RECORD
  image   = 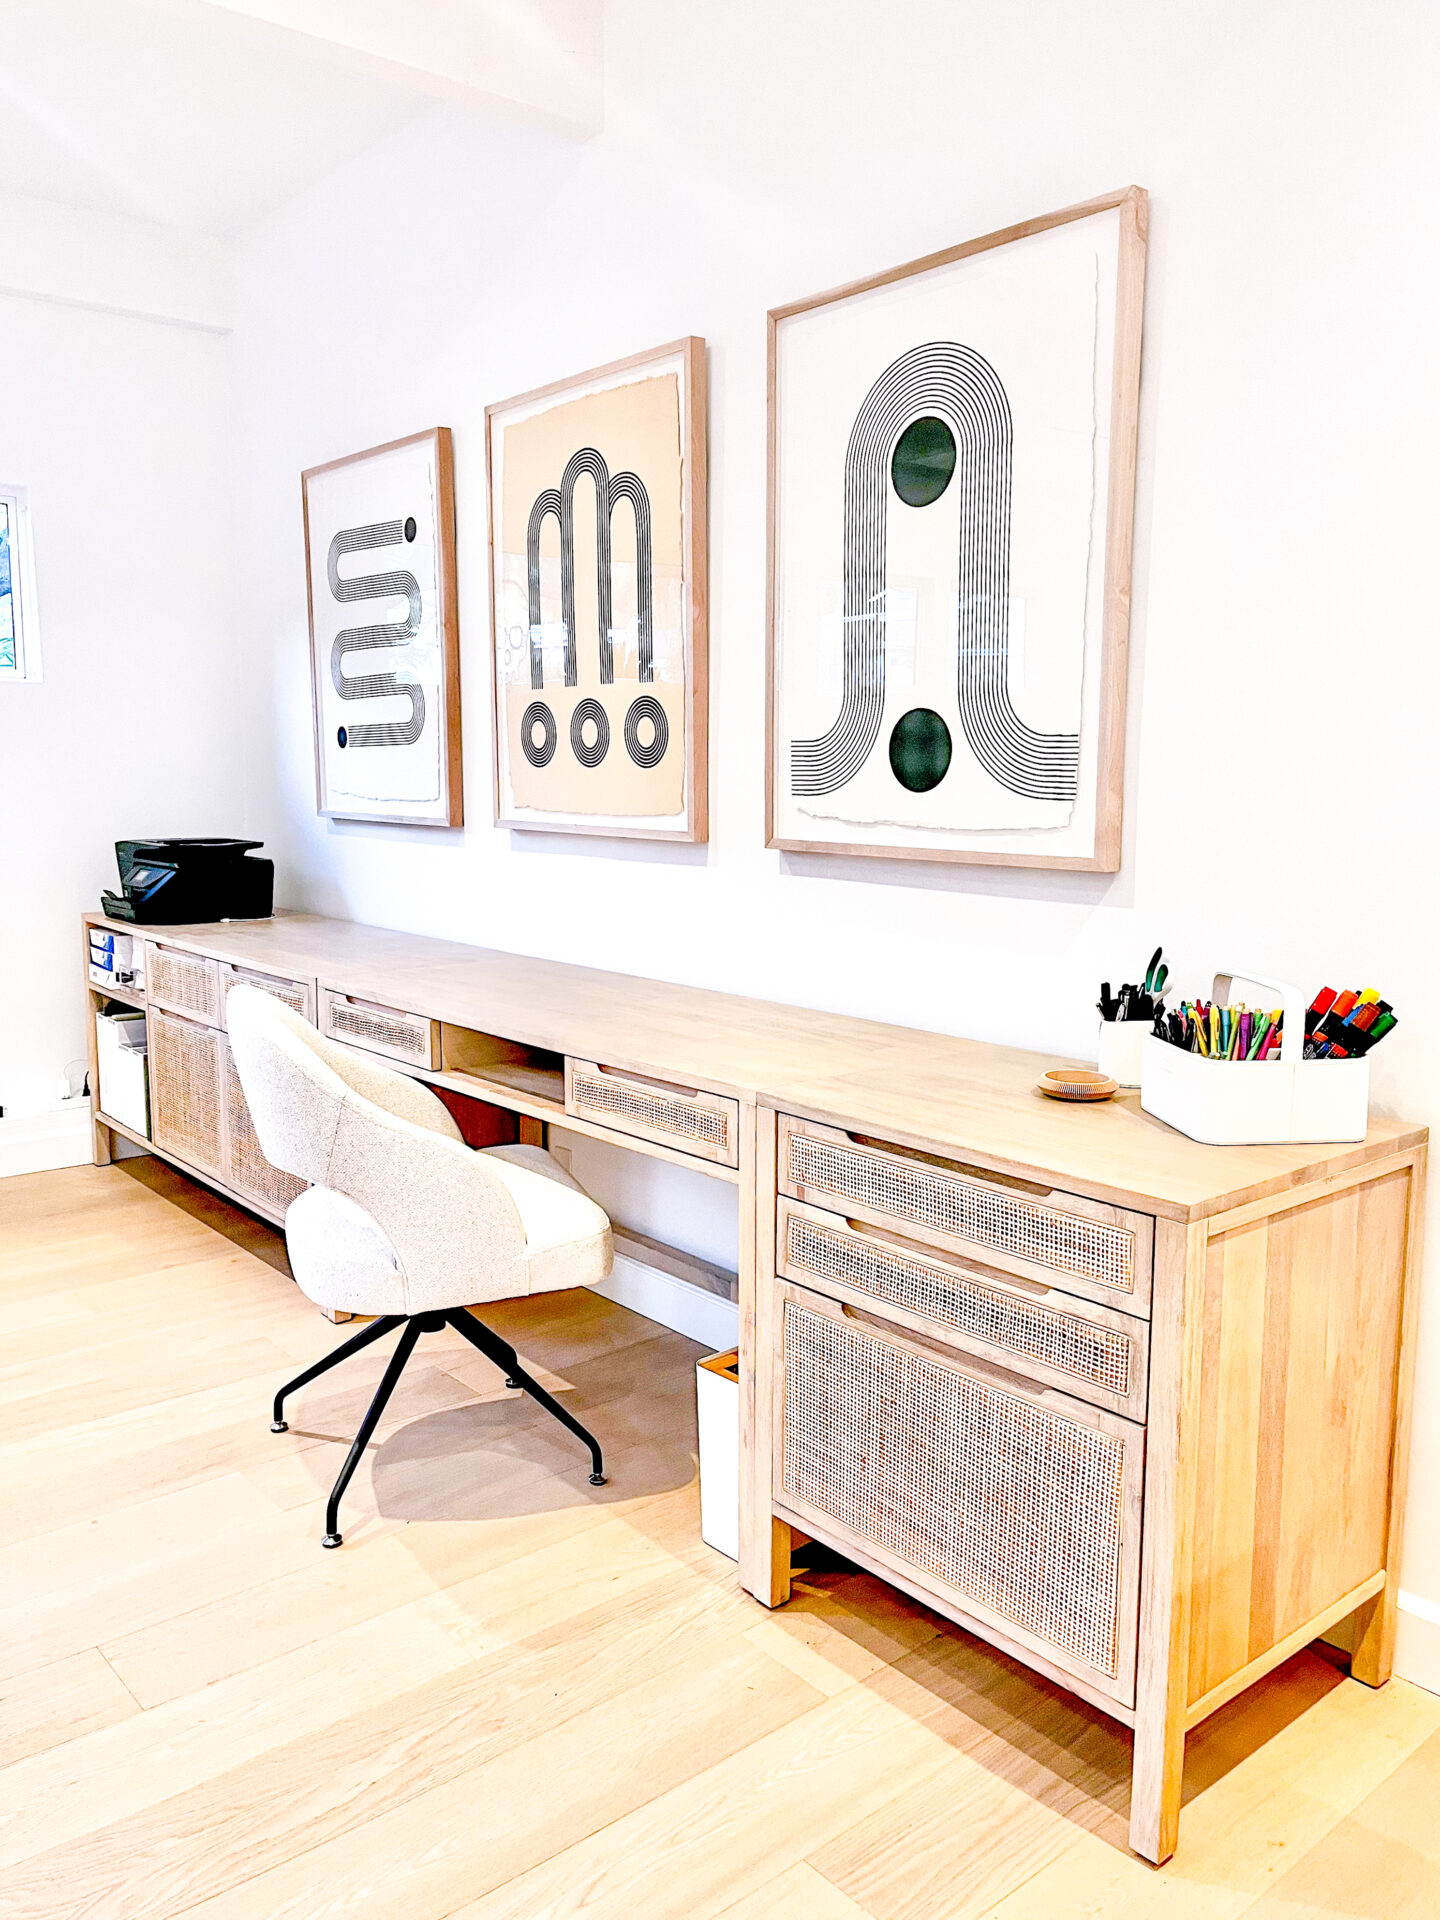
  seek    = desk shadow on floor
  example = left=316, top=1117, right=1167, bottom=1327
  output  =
left=838, top=1624, right=1351, bottom=1864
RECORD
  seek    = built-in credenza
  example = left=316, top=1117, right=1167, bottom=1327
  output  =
left=81, top=910, right=1427, bottom=1867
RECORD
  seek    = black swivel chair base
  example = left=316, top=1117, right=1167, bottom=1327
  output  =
left=270, top=1307, right=607, bottom=1547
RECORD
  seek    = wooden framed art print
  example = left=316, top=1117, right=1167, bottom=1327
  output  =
left=303, top=427, right=462, bottom=827
left=486, top=337, right=708, bottom=842
left=767, top=188, right=1147, bottom=871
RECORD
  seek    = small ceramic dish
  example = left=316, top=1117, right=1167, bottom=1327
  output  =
left=1038, top=1067, right=1119, bottom=1102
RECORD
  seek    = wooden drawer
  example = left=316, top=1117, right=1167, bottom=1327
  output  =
left=777, top=1197, right=1149, bottom=1421
left=778, top=1115, right=1153, bottom=1316
left=775, top=1280, right=1143, bottom=1710
left=221, top=964, right=315, bottom=1027
left=319, top=989, right=439, bottom=1069
left=144, top=942, right=221, bottom=1025
left=149, top=1006, right=226, bottom=1178
left=565, top=1058, right=740, bottom=1168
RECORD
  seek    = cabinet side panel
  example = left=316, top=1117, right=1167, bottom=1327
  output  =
left=1186, top=1167, right=1411, bottom=1709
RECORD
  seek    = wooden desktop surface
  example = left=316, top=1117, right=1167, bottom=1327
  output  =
left=101, top=911, right=1423, bottom=1219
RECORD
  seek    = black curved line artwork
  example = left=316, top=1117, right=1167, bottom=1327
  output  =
left=790, top=341, right=1079, bottom=803
left=525, top=492, right=561, bottom=690
left=328, top=522, right=426, bottom=749
left=520, top=699, right=557, bottom=768
left=525, top=449, right=654, bottom=690
left=623, top=694, right=670, bottom=769
left=570, top=695, right=611, bottom=768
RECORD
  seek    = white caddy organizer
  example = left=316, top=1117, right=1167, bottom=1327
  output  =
left=1141, top=970, right=1369, bottom=1146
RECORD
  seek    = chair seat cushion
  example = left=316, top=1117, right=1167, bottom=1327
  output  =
left=283, top=1145, right=612, bottom=1316
left=481, top=1144, right=613, bottom=1296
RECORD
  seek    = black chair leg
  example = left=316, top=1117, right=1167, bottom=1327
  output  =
left=445, top=1309, right=606, bottom=1486
left=321, top=1318, right=425, bottom=1548
left=271, top=1314, right=406, bottom=1432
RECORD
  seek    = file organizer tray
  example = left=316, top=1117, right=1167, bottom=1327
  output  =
left=1141, top=971, right=1369, bottom=1146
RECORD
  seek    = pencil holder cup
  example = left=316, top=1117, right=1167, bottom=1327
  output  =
left=1096, top=1019, right=1147, bottom=1089
left=1140, top=969, right=1370, bottom=1146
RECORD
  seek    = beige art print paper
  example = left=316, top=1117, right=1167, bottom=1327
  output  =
left=494, top=370, right=686, bottom=821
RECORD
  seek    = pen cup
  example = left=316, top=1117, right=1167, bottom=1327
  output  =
left=1097, top=1018, right=1147, bottom=1090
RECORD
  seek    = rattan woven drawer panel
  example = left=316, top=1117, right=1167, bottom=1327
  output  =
left=777, top=1283, right=1143, bottom=1707
left=144, top=943, right=221, bottom=1025
left=565, top=1059, right=740, bottom=1168
left=319, top=990, right=439, bottom=1068
left=778, top=1198, right=1149, bottom=1420
left=149, top=1007, right=226, bottom=1177
left=222, top=1043, right=307, bottom=1214
left=779, top=1116, right=1153, bottom=1315
left=222, top=965, right=315, bottom=1028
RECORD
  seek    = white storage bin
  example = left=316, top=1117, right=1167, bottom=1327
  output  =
left=1141, top=971, right=1369, bottom=1146
left=696, top=1348, right=740, bottom=1560
left=96, top=1009, right=150, bottom=1138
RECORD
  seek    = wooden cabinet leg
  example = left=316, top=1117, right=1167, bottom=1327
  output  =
left=1351, top=1155, right=1426, bottom=1689
left=1348, top=1583, right=1395, bottom=1688
left=738, top=1102, right=793, bottom=1609
left=92, top=1117, right=115, bottom=1167
left=1130, top=1688, right=1185, bottom=1865
left=1129, top=1217, right=1208, bottom=1866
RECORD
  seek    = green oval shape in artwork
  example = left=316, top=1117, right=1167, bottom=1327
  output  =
left=890, top=415, right=957, bottom=507
left=888, top=707, right=953, bottom=792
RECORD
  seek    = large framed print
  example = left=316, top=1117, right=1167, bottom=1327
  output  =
left=486, top=337, right=708, bottom=842
left=767, top=188, right=1147, bottom=871
left=303, top=427, right=462, bottom=827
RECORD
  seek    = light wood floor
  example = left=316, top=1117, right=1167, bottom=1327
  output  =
left=3, top=1161, right=1439, bottom=1920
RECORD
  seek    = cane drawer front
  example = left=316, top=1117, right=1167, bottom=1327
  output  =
left=222, top=1041, right=307, bottom=1214
left=779, top=1116, right=1153, bottom=1316
left=777, top=1198, right=1149, bottom=1421
left=565, top=1059, right=741, bottom=1169
left=319, top=990, right=439, bottom=1069
left=143, top=943, right=221, bottom=1025
left=149, top=1007, right=226, bottom=1178
left=222, top=965, right=316, bottom=1028
left=777, top=1282, right=1143, bottom=1707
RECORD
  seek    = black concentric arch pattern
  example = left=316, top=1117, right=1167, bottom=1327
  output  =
left=623, top=694, right=670, bottom=769
left=519, top=700, right=557, bottom=768
left=789, top=342, right=1079, bottom=802
left=525, top=448, right=654, bottom=691
left=327, top=522, right=426, bottom=750
left=570, top=696, right=611, bottom=768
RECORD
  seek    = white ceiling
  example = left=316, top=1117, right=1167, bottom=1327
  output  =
left=0, top=0, right=598, bottom=239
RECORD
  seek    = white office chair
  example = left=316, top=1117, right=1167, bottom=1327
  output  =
left=226, top=985, right=613, bottom=1547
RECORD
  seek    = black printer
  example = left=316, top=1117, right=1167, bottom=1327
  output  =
left=101, top=839, right=275, bottom=925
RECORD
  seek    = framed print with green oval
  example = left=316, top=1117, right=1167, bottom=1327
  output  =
left=766, top=190, right=1147, bottom=871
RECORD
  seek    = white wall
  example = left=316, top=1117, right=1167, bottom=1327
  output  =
left=229, top=0, right=1440, bottom=1669
left=0, top=215, right=240, bottom=1117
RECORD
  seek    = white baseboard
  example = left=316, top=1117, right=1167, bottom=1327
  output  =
left=1397, top=1591, right=1440, bottom=1697
left=592, top=1251, right=739, bottom=1353
left=0, top=1104, right=92, bottom=1179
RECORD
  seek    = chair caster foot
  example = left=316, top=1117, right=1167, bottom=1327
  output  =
left=321, top=1532, right=343, bottom=1549
left=589, top=1472, right=607, bottom=1486
left=270, top=1420, right=288, bottom=1434
left=505, top=1377, right=521, bottom=1390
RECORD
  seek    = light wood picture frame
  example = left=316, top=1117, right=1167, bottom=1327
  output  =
left=766, top=187, right=1148, bottom=872
left=302, top=427, right=463, bottom=828
left=485, top=337, right=708, bottom=843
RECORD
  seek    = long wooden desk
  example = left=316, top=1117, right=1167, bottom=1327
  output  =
left=82, top=910, right=1427, bottom=1865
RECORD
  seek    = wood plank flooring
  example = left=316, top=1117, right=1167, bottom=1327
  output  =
left=2, top=1160, right=1437, bottom=1919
